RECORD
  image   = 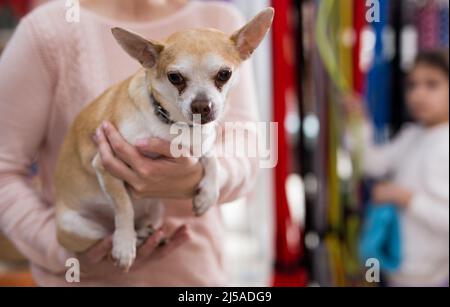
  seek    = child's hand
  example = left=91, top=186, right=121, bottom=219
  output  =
left=342, top=93, right=368, bottom=121
left=372, top=182, right=413, bottom=208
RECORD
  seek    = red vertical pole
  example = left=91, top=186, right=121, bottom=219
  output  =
left=271, top=0, right=305, bottom=287
left=353, top=0, right=367, bottom=94
left=7, top=0, right=30, bottom=17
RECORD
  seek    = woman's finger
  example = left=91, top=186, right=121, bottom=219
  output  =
left=102, top=121, right=144, bottom=170
left=96, top=127, right=139, bottom=184
left=136, top=138, right=177, bottom=159
left=85, top=235, right=113, bottom=264
left=153, top=225, right=190, bottom=259
left=136, top=230, right=165, bottom=259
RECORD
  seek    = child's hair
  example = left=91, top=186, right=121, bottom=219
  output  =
left=414, top=49, right=449, bottom=77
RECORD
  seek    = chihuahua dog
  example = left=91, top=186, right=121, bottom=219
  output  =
left=55, top=8, right=274, bottom=271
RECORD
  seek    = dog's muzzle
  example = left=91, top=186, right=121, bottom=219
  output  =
left=191, top=100, right=216, bottom=125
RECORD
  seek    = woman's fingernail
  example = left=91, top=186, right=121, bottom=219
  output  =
left=96, top=127, right=102, bottom=138
left=102, top=121, right=109, bottom=129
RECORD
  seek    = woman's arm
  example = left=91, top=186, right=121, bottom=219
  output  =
left=0, top=18, right=71, bottom=273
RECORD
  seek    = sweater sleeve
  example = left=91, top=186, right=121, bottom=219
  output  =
left=0, top=17, right=71, bottom=273
left=408, top=142, right=449, bottom=235
left=361, top=123, right=417, bottom=179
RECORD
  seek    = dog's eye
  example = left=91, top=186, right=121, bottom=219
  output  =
left=216, top=69, right=232, bottom=83
left=167, top=72, right=185, bottom=86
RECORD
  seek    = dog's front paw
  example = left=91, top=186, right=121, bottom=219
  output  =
left=193, top=187, right=218, bottom=217
left=112, top=230, right=137, bottom=272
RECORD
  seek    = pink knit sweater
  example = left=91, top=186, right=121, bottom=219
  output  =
left=0, top=0, right=259, bottom=286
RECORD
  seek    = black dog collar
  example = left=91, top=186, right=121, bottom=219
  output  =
left=150, top=94, right=195, bottom=128
left=151, top=94, right=177, bottom=126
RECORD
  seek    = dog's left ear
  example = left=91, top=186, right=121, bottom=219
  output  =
left=112, top=27, right=164, bottom=69
left=231, top=8, right=275, bottom=61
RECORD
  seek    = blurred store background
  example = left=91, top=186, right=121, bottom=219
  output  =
left=0, top=0, right=448, bottom=287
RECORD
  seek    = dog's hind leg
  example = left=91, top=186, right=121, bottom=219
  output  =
left=92, top=154, right=137, bottom=271
left=56, top=206, right=109, bottom=253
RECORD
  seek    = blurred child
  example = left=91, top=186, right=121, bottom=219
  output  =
left=349, top=50, right=449, bottom=287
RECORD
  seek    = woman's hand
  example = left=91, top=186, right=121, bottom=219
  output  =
left=77, top=225, right=190, bottom=276
left=130, top=225, right=190, bottom=272
left=76, top=235, right=113, bottom=276
left=94, top=121, right=203, bottom=200
left=372, top=182, right=413, bottom=208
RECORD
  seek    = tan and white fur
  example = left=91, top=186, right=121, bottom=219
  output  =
left=55, top=8, right=274, bottom=271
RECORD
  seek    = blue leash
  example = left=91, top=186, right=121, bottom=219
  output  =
left=359, top=204, right=402, bottom=273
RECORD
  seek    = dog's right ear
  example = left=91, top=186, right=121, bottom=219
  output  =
left=112, top=27, right=164, bottom=69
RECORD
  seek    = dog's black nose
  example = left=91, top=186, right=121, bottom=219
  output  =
left=191, top=100, right=213, bottom=123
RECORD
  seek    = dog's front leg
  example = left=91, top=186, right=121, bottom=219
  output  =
left=193, top=156, right=219, bottom=216
left=92, top=154, right=136, bottom=271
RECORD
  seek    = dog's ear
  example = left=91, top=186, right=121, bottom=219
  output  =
left=112, top=27, right=164, bottom=69
left=230, top=8, right=274, bottom=61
